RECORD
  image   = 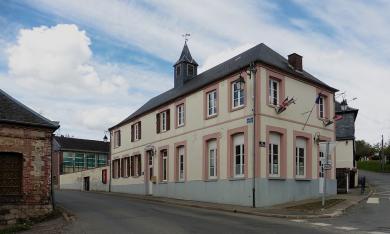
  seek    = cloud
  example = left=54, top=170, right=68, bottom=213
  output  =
left=0, top=23, right=172, bottom=140
left=3, top=0, right=390, bottom=143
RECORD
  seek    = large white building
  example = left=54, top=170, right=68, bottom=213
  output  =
left=108, top=42, right=338, bottom=207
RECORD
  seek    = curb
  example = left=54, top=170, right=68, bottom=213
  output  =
left=67, top=189, right=373, bottom=220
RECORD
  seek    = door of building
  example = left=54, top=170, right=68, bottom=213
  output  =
left=84, top=176, right=90, bottom=191
left=0, top=152, right=23, bottom=203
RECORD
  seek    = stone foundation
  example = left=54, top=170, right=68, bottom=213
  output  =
left=0, top=204, right=53, bottom=225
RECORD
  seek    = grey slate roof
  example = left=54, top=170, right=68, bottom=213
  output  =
left=0, top=89, right=59, bottom=129
left=174, top=42, right=198, bottom=66
left=54, top=136, right=109, bottom=153
left=110, top=43, right=337, bottom=130
left=335, top=101, right=359, bottom=141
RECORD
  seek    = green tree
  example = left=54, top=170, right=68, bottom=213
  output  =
left=355, top=139, right=375, bottom=160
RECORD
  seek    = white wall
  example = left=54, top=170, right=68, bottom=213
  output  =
left=60, top=166, right=109, bottom=191
left=336, top=140, right=354, bottom=168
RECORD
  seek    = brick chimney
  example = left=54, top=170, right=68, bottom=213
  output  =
left=288, top=53, right=303, bottom=71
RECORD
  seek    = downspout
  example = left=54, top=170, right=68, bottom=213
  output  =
left=50, top=133, right=55, bottom=210
left=249, top=62, right=257, bottom=208
left=108, top=131, right=112, bottom=192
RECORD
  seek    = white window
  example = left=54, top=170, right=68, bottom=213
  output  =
left=161, top=111, right=167, bottom=132
left=232, top=81, right=245, bottom=108
left=114, top=130, right=121, bottom=147
left=162, top=150, right=168, bottom=182
left=318, top=96, right=325, bottom=118
left=178, top=146, right=185, bottom=181
left=208, top=140, right=217, bottom=179
left=295, top=138, right=306, bottom=177
left=177, top=104, right=185, bottom=127
left=269, top=133, right=280, bottom=176
left=207, top=90, right=217, bottom=117
left=233, top=134, right=245, bottom=177
left=269, top=79, right=279, bottom=106
left=134, top=123, right=140, bottom=141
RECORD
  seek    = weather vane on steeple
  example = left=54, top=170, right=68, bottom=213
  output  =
left=182, top=33, right=190, bottom=43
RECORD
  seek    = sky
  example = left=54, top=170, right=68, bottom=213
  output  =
left=0, top=0, right=389, bottom=144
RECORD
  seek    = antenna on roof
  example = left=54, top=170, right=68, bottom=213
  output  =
left=182, top=33, right=190, bottom=43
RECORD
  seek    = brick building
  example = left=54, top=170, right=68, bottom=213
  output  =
left=0, top=89, right=59, bottom=225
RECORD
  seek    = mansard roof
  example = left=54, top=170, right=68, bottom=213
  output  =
left=110, top=43, right=337, bottom=130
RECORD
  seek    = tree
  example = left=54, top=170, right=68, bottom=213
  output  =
left=355, top=140, right=375, bottom=160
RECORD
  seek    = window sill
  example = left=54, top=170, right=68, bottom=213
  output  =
left=230, top=105, right=246, bottom=112
left=229, top=177, right=246, bottom=181
left=205, top=178, right=218, bottom=182
left=159, top=181, right=168, bottom=184
left=205, top=114, right=218, bottom=120
left=176, top=124, right=185, bottom=129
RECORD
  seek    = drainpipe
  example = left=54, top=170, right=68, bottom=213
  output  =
left=108, top=131, right=112, bottom=193
left=50, top=133, right=55, bottom=210
left=249, top=62, right=257, bottom=208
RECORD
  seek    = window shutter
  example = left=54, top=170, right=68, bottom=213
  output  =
left=166, top=110, right=170, bottom=130
left=137, top=155, right=141, bottom=176
left=156, top=113, right=161, bottom=133
left=131, top=125, right=134, bottom=142
left=118, top=131, right=121, bottom=146
left=138, top=122, right=141, bottom=139
left=120, top=159, right=124, bottom=177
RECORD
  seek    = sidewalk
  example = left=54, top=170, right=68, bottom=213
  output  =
left=94, top=187, right=372, bottom=219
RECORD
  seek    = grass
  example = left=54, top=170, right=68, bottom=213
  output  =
left=286, top=199, right=345, bottom=211
left=0, top=208, right=62, bottom=234
left=357, top=160, right=390, bottom=172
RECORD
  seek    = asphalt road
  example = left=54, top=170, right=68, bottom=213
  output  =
left=308, top=170, right=390, bottom=233
left=56, top=170, right=390, bottom=234
left=56, top=191, right=334, bottom=234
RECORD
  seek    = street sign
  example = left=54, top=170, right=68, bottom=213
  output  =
left=323, top=164, right=332, bottom=170
left=246, top=117, right=254, bottom=124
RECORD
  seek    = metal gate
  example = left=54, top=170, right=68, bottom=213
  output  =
left=0, top=152, right=23, bottom=202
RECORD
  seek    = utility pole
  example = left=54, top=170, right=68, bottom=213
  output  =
left=322, top=142, right=329, bottom=207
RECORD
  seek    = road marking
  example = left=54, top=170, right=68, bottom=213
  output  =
left=368, top=232, right=389, bottom=234
left=310, top=222, right=331, bottom=227
left=367, top=198, right=380, bottom=204
left=290, top=219, right=307, bottom=223
left=335, top=226, right=358, bottom=231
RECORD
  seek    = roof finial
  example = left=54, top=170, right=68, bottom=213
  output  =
left=182, top=33, right=190, bottom=43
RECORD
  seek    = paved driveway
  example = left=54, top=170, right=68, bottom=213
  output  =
left=56, top=190, right=334, bottom=234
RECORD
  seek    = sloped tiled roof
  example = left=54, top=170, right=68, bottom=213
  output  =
left=54, top=136, right=109, bottom=153
left=110, top=43, right=337, bottom=130
left=0, top=89, right=59, bottom=129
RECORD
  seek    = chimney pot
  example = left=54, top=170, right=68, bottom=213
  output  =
left=288, top=53, right=303, bottom=71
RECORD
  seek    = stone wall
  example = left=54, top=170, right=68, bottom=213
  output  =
left=0, top=123, right=54, bottom=224
left=0, top=204, right=52, bottom=225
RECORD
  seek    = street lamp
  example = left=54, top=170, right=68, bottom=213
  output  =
left=340, top=99, right=348, bottom=111
left=103, top=131, right=109, bottom=142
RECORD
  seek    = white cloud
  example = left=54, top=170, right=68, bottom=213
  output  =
left=0, top=23, right=172, bottom=140
left=3, top=0, right=390, bottom=143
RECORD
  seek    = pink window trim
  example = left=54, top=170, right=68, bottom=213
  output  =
left=266, top=125, right=287, bottom=179
left=293, top=131, right=313, bottom=179
left=266, top=70, right=285, bottom=107
left=202, top=132, right=221, bottom=181
left=227, top=72, right=247, bottom=112
left=203, top=83, right=219, bottom=120
left=158, top=145, right=169, bottom=183
left=227, top=126, right=249, bottom=179
left=174, top=99, right=186, bottom=129
left=174, top=141, right=187, bottom=182
left=316, top=88, right=331, bottom=120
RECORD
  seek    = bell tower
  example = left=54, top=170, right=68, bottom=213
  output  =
left=173, top=38, right=198, bottom=88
